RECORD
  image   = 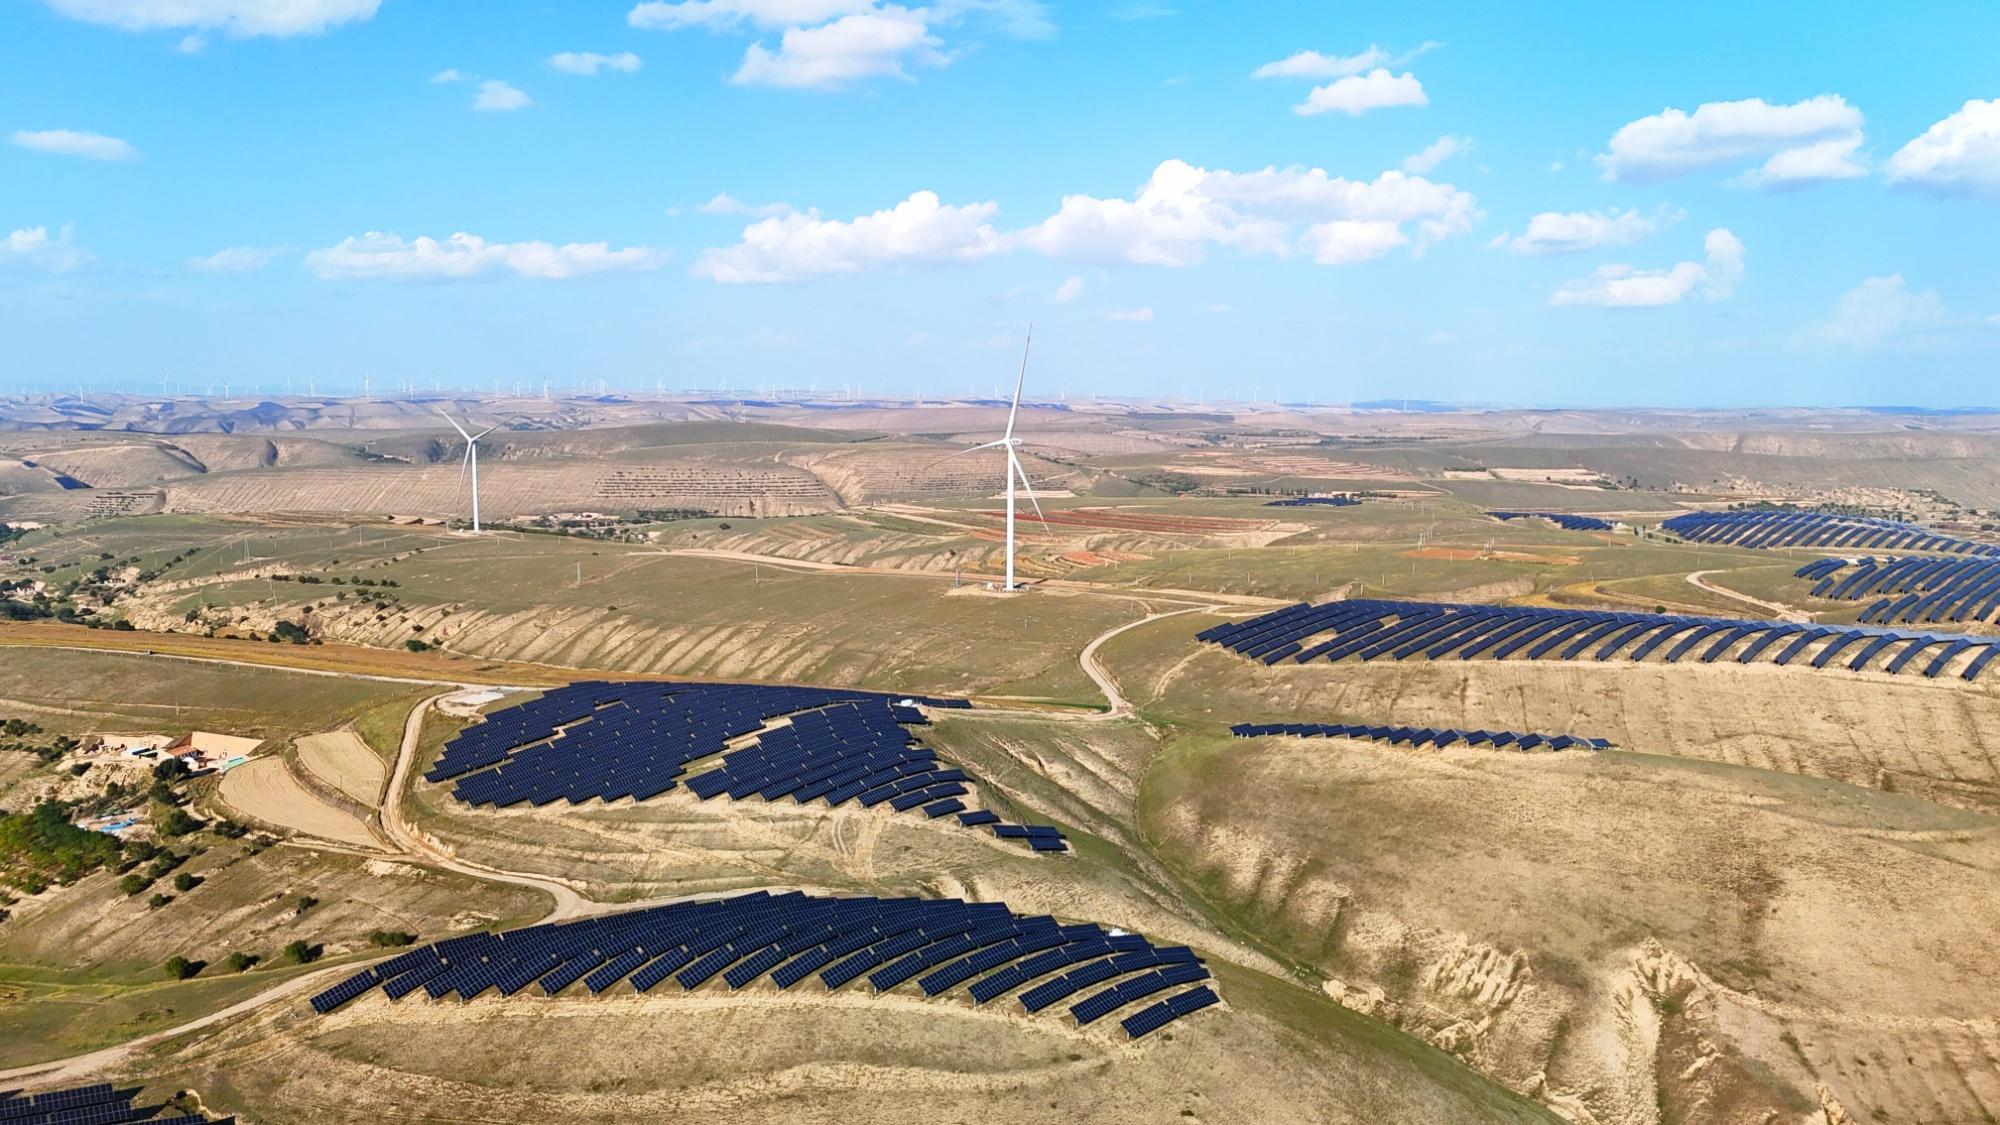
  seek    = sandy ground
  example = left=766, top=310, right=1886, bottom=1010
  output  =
left=218, top=756, right=381, bottom=849
left=295, top=730, right=386, bottom=806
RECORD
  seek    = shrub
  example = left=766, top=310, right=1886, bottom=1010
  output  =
left=283, top=939, right=319, bottom=964
left=224, top=951, right=258, bottom=972
left=148, top=893, right=172, bottom=909
left=404, top=639, right=430, bottom=652
left=157, top=807, right=203, bottom=837
left=368, top=930, right=418, bottom=947
left=163, top=955, right=199, bottom=980
left=295, top=894, right=318, bottom=915
left=118, top=873, right=150, bottom=896
left=173, top=872, right=200, bottom=892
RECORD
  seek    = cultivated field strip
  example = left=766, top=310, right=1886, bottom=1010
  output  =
left=310, top=890, right=1219, bottom=1042
left=1201, top=598, right=2000, bottom=680
left=428, top=681, right=1069, bottom=852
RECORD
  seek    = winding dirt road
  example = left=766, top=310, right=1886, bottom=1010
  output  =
left=1686, top=569, right=1811, bottom=622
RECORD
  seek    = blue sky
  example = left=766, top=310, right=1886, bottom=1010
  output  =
left=3, top=1, right=1997, bottom=407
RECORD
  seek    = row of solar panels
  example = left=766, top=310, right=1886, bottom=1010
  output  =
left=308, top=891, right=1216, bottom=1042
left=1661, top=510, right=1999, bottom=555
left=1231, top=722, right=1611, bottom=752
left=1487, top=510, right=1614, bottom=532
left=429, top=681, right=1064, bottom=853
left=0, top=1083, right=231, bottom=1125
left=1196, top=598, right=2000, bottom=681
left=1266, top=496, right=1359, bottom=508
left=1798, top=554, right=2000, bottom=626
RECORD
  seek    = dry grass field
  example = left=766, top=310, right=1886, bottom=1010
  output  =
left=9, top=399, right=2000, bottom=1124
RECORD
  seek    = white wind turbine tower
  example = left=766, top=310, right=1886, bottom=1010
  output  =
left=941, top=327, right=1044, bottom=591
left=439, top=410, right=500, bottom=532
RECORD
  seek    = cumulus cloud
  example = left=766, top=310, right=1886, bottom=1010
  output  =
left=1797, top=275, right=1951, bottom=349
left=631, top=0, right=1045, bottom=90
left=1021, top=159, right=1479, bottom=267
left=430, top=68, right=468, bottom=83
left=733, top=8, right=940, bottom=88
left=175, top=32, right=204, bottom=51
left=1402, top=134, right=1469, bottom=174
left=630, top=0, right=878, bottom=30
left=188, top=245, right=289, bottom=273
left=41, top=0, right=380, bottom=37
left=1886, top=99, right=2000, bottom=198
left=550, top=51, right=643, bottom=75
left=3, top=225, right=91, bottom=272
left=1053, top=275, right=1084, bottom=302
left=10, top=128, right=139, bottom=161
left=1550, top=228, right=1743, bottom=308
left=1294, top=69, right=1426, bottom=117
left=1596, top=95, right=1866, bottom=187
left=473, top=80, right=532, bottom=111
left=698, top=192, right=792, bottom=217
left=1106, top=307, right=1153, bottom=322
left=305, top=232, right=666, bottom=281
left=1489, top=207, right=1678, bottom=256
left=1251, top=45, right=1386, bottom=81
left=694, top=191, right=1007, bottom=282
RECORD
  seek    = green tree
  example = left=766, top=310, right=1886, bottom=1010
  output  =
left=163, top=955, right=198, bottom=980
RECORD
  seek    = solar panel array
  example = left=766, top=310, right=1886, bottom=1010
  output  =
left=427, top=681, right=1064, bottom=853
left=1487, top=510, right=1614, bottom=531
left=0, top=1084, right=233, bottom=1125
left=1231, top=722, right=1611, bottom=752
left=309, top=890, right=1218, bottom=1041
left=1797, top=554, right=2000, bottom=626
left=1266, top=495, right=1360, bottom=508
left=1661, top=510, right=2000, bottom=555
left=1196, top=598, right=2000, bottom=681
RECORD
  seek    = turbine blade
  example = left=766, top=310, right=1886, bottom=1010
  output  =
left=460, top=445, right=472, bottom=484
left=923, top=439, right=1008, bottom=471
left=1011, top=450, right=1046, bottom=525
left=437, top=409, right=473, bottom=441
left=1004, top=325, right=1031, bottom=439
left=472, top=424, right=502, bottom=441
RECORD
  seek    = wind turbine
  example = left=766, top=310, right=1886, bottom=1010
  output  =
left=940, top=327, right=1044, bottom=591
left=439, top=410, right=500, bottom=532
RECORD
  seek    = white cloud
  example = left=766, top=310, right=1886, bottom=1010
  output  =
left=188, top=245, right=288, bottom=273
left=1021, top=159, right=1478, bottom=267
left=632, top=0, right=1044, bottom=90
left=732, top=8, right=941, bottom=89
left=1294, top=69, right=1426, bottom=117
left=1885, top=99, right=2000, bottom=198
left=550, top=51, right=643, bottom=75
left=473, top=80, right=532, bottom=111
left=1300, top=220, right=1407, bottom=264
left=3, top=225, right=91, bottom=273
left=1797, top=275, right=1950, bottom=349
left=694, top=191, right=1006, bottom=282
left=1251, top=45, right=1386, bottom=81
left=1596, top=95, right=1866, bottom=187
left=1106, top=307, right=1153, bottom=322
left=630, top=0, right=878, bottom=31
left=1550, top=228, right=1743, bottom=308
left=1402, top=134, right=1469, bottom=174
left=698, top=192, right=792, bottom=218
left=1053, top=275, right=1084, bottom=302
left=175, top=32, right=204, bottom=51
left=1490, top=207, right=1677, bottom=256
left=430, top=68, right=468, bottom=84
left=42, top=0, right=379, bottom=37
left=305, top=232, right=666, bottom=281
left=9, top=128, right=139, bottom=161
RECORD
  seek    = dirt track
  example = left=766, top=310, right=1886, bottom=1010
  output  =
left=218, top=757, right=381, bottom=849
